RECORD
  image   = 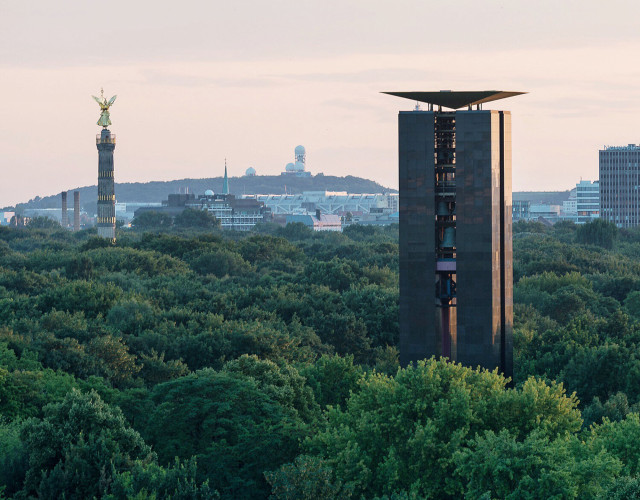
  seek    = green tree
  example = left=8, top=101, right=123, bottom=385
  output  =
left=295, top=359, right=581, bottom=499
left=300, top=354, right=364, bottom=409
left=454, top=429, right=620, bottom=499
left=576, top=218, right=618, bottom=249
left=87, top=335, right=140, bottom=386
left=598, top=476, right=640, bottom=500
left=26, top=216, right=61, bottom=229
left=265, top=455, right=351, bottom=500
left=108, top=457, right=216, bottom=499
left=65, top=254, right=94, bottom=279
left=19, top=389, right=154, bottom=499
left=146, top=369, right=308, bottom=499
left=132, top=211, right=174, bottom=229
left=589, top=413, right=640, bottom=476
left=222, top=355, right=319, bottom=422
left=174, top=208, right=220, bottom=228
left=189, top=249, right=252, bottom=277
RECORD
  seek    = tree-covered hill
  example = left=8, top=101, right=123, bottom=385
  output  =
left=13, top=174, right=397, bottom=212
left=2, top=219, right=640, bottom=498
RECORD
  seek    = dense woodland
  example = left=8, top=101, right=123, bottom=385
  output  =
left=2, top=217, right=640, bottom=498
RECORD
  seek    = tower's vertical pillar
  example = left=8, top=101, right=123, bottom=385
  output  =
left=61, top=191, right=68, bottom=228
left=96, top=128, right=116, bottom=241
left=74, top=191, right=80, bottom=231
left=398, top=111, right=437, bottom=366
left=455, top=110, right=512, bottom=380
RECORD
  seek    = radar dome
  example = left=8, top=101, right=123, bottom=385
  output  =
left=294, top=161, right=305, bottom=172
left=204, top=189, right=214, bottom=196
left=295, top=145, right=306, bottom=155
left=285, top=162, right=295, bottom=171
left=245, top=167, right=256, bottom=176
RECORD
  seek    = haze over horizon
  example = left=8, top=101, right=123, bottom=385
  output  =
left=2, top=0, right=640, bottom=206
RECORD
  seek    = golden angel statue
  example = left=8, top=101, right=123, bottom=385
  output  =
left=92, top=88, right=117, bottom=128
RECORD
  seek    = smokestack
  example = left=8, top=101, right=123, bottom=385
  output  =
left=61, top=192, right=68, bottom=228
left=316, top=209, right=321, bottom=220
left=74, top=191, right=80, bottom=231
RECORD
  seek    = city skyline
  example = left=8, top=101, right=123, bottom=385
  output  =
left=2, top=1, right=640, bottom=206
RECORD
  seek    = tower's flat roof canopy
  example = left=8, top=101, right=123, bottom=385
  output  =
left=382, top=90, right=526, bottom=110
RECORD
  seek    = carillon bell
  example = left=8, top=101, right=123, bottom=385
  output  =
left=437, top=201, right=449, bottom=216
left=440, top=227, right=456, bottom=249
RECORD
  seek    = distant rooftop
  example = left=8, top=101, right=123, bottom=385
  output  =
left=382, top=90, right=526, bottom=110
left=602, top=144, right=640, bottom=151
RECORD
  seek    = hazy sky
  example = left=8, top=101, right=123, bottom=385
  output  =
left=2, top=0, right=640, bottom=206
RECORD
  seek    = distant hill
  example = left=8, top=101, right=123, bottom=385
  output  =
left=14, top=174, right=397, bottom=213
left=513, top=191, right=571, bottom=205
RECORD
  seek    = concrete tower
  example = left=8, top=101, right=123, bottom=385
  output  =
left=223, top=159, right=229, bottom=195
left=61, top=191, right=68, bottom=228
left=96, top=128, right=116, bottom=241
left=385, top=90, right=525, bottom=380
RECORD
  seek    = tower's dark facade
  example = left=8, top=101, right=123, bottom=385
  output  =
left=96, top=128, right=116, bottom=241
left=389, top=90, right=523, bottom=380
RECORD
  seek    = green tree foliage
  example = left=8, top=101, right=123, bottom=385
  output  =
left=300, top=354, right=364, bottom=409
left=454, top=429, right=619, bottom=499
left=576, top=218, right=618, bottom=249
left=146, top=369, right=308, bottom=499
left=265, top=455, right=351, bottom=500
left=132, top=210, right=174, bottom=229
left=26, top=216, right=61, bottom=229
left=107, top=457, right=216, bottom=499
left=599, top=476, right=640, bottom=500
left=19, top=389, right=154, bottom=499
left=173, top=208, right=220, bottom=228
left=295, top=359, right=582, bottom=499
left=188, top=249, right=252, bottom=277
left=4, top=215, right=640, bottom=497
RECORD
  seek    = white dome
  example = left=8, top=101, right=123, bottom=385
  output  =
left=295, top=145, right=306, bottom=154
left=294, top=161, right=305, bottom=172
left=285, top=162, right=295, bottom=171
left=204, top=189, right=214, bottom=196
left=245, top=167, right=256, bottom=176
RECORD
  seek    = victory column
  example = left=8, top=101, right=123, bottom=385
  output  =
left=93, top=89, right=117, bottom=242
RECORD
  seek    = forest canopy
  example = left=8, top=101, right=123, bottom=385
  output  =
left=1, top=219, right=640, bottom=498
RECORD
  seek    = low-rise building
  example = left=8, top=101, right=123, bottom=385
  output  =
left=244, top=191, right=398, bottom=220
left=285, top=211, right=342, bottom=231
left=135, top=191, right=270, bottom=231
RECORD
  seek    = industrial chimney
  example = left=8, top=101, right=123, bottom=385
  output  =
left=61, top=192, right=68, bottom=228
left=73, top=191, right=80, bottom=231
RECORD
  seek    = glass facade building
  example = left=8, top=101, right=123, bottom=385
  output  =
left=575, top=180, right=599, bottom=224
left=600, top=145, right=640, bottom=227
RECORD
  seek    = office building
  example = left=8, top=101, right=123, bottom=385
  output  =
left=599, top=145, right=640, bottom=227
left=513, top=200, right=531, bottom=221
left=576, top=180, right=599, bottom=224
left=385, top=90, right=525, bottom=379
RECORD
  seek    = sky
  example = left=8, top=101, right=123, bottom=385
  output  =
left=1, top=0, right=640, bottom=206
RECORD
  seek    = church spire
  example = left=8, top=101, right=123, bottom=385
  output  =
left=223, top=158, right=229, bottom=195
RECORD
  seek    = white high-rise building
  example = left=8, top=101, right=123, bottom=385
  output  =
left=575, top=180, right=599, bottom=224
